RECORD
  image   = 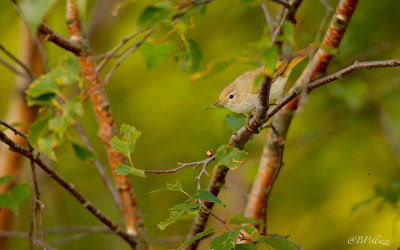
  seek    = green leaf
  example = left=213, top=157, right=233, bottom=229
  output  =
left=115, top=163, right=146, bottom=177
left=116, top=163, right=133, bottom=175
left=259, top=236, right=297, bottom=250
left=48, top=116, right=69, bottom=134
left=38, top=136, right=56, bottom=160
left=0, top=176, right=12, bottom=185
left=0, top=182, right=30, bottom=214
left=64, top=97, right=84, bottom=119
left=26, top=93, right=56, bottom=107
left=229, top=214, right=264, bottom=227
left=224, top=114, right=247, bottom=131
left=234, top=243, right=257, bottom=250
left=26, top=74, right=58, bottom=98
left=179, top=227, right=215, bottom=249
left=180, top=39, right=202, bottom=73
left=241, top=225, right=260, bottom=241
left=171, top=202, right=201, bottom=212
left=215, top=145, right=247, bottom=169
left=139, top=41, right=175, bottom=69
left=110, top=124, right=141, bottom=157
left=209, top=228, right=241, bottom=250
left=151, top=181, right=185, bottom=194
left=18, top=0, right=58, bottom=36
left=52, top=54, right=80, bottom=86
left=277, top=21, right=295, bottom=45
left=158, top=210, right=185, bottom=231
left=189, top=190, right=223, bottom=205
left=28, top=117, right=50, bottom=146
left=71, top=142, right=95, bottom=162
left=262, top=46, right=278, bottom=77
left=137, top=3, right=174, bottom=28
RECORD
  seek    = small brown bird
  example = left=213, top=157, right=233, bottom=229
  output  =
left=214, top=45, right=314, bottom=114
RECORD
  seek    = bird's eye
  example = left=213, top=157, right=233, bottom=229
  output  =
left=228, top=94, right=234, bottom=99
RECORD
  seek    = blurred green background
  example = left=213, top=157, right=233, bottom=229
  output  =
left=1, top=0, right=400, bottom=249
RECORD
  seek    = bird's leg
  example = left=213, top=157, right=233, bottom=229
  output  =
left=244, top=110, right=260, bottom=133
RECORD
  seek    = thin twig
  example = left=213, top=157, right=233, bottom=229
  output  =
left=261, top=59, right=400, bottom=129
left=315, top=0, right=333, bottom=43
left=261, top=2, right=275, bottom=36
left=96, top=29, right=146, bottom=72
left=271, top=8, right=288, bottom=45
left=104, top=28, right=155, bottom=84
left=0, top=120, right=28, bottom=138
left=74, top=122, right=122, bottom=213
left=0, top=57, right=32, bottom=80
left=0, top=231, right=55, bottom=250
left=0, top=44, right=34, bottom=80
left=38, top=24, right=82, bottom=55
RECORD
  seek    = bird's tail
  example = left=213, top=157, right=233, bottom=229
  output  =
left=273, top=44, right=315, bottom=79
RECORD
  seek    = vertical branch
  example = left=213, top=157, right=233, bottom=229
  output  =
left=244, top=0, right=359, bottom=233
left=65, top=0, right=147, bottom=244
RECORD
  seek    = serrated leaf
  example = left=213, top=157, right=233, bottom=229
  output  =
left=151, top=181, right=185, bottom=194
left=210, top=228, right=241, bottom=250
left=18, top=0, right=58, bottom=36
left=180, top=39, right=202, bottom=73
left=229, top=214, right=264, bottom=227
left=110, top=124, right=141, bottom=157
left=28, top=117, right=50, bottom=146
left=179, top=227, right=215, bottom=249
left=224, top=114, right=247, bottom=131
left=38, top=136, right=56, bottom=160
left=234, top=243, right=257, bottom=250
left=0, top=176, right=12, bottom=185
left=139, top=41, right=175, bottom=69
left=48, top=116, right=69, bottom=134
left=115, top=164, right=145, bottom=177
left=259, top=236, right=297, bottom=250
left=189, top=190, right=223, bottom=205
left=158, top=210, right=185, bottom=231
left=171, top=202, right=201, bottom=212
left=137, top=3, right=173, bottom=28
left=26, top=74, right=58, bottom=98
left=262, top=46, right=278, bottom=77
left=71, top=142, right=95, bottom=162
left=215, top=145, right=247, bottom=169
left=0, top=182, right=30, bottom=214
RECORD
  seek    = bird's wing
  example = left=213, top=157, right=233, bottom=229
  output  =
left=273, top=44, right=315, bottom=80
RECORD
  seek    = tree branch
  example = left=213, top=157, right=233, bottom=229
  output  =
left=0, top=44, right=34, bottom=80
left=65, top=0, right=146, bottom=242
left=0, top=129, right=138, bottom=247
left=245, top=0, right=360, bottom=234
left=38, top=24, right=82, bottom=55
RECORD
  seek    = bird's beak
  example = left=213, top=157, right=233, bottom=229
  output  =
left=214, top=100, right=222, bottom=106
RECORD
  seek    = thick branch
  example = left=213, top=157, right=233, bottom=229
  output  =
left=0, top=130, right=137, bottom=247
left=38, top=24, right=81, bottom=55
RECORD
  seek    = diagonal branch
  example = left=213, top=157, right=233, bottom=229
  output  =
left=0, top=129, right=137, bottom=247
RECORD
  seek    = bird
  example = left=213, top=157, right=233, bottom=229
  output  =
left=214, top=45, right=314, bottom=114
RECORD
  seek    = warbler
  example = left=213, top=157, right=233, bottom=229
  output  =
left=214, top=45, right=314, bottom=114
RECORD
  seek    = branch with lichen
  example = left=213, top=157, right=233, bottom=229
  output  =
left=244, top=0, right=360, bottom=234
